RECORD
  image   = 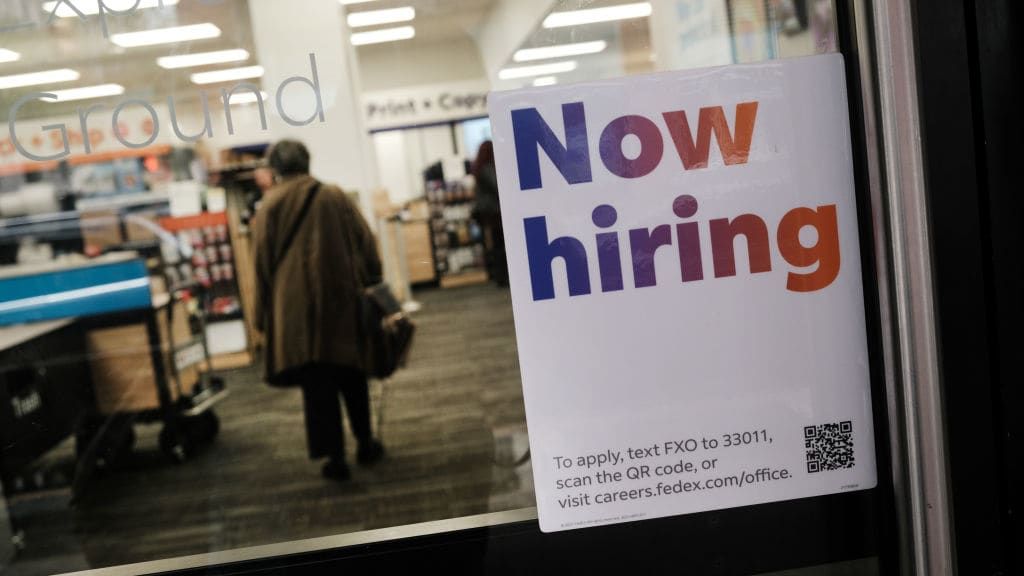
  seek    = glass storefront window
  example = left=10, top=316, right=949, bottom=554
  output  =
left=0, top=1, right=892, bottom=574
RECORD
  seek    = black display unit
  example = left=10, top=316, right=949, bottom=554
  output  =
left=0, top=321, right=93, bottom=483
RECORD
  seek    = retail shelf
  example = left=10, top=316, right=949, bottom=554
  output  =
left=207, top=310, right=244, bottom=322
left=76, top=191, right=170, bottom=212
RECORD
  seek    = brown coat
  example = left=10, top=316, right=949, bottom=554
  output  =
left=251, top=174, right=381, bottom=382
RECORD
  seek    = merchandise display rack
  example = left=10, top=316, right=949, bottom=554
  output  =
left=157, top=212, right=244, bottom=324
left=425, top=179, right=486, bottom=286
left=209, top=159, right=267, bottom=356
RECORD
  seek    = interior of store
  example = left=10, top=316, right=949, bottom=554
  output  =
left=0, top=1, right=831, bottom=573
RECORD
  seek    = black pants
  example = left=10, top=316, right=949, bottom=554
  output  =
left=294, top=364, right=372, bottom=461
left=479, top=212, right=508, bottom=284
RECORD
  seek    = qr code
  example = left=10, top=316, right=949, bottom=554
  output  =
left=804, top=421, right=855, bottom=473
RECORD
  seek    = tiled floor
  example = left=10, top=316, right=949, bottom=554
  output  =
left=5, top=284, right=534, bottom=574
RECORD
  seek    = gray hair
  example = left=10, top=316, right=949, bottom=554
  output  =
left=267, top=139, right=310, bottom=178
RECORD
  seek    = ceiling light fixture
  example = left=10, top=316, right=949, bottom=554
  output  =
left=0, top=49, right=21, bottom=63
left=43, top=0, right=179, bottom=17
left=499, top=60, right=577, bottom=80
left=543, top=2, right=652, bottom=28
left=224, top=91, right=269, bottom=106
left=45, top=83, right=125, bottom=102
left=339, top=0, right=377, bottom=5
left=347, top=6, right=415, bottom=28
left=190, top=65, right=264, bottom=85
left=0, top=68, right=80, bottom=90
left=157, top=49, right=250, bottom=69
left=350, top=26, right=415, bottom=46
left=514, top=40, right=608, bottom=62
left=111, top=23, right=221, bottom=48
left=532, top=76, right=558, bottom=87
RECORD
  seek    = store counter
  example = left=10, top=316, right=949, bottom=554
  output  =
left=0, top=318, right=93, bottom=481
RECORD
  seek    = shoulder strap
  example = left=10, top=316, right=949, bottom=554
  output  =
left=271, top=181, right=320, bottom=277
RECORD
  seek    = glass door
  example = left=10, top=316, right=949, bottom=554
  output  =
left=0, top=1, right=921, bottom=574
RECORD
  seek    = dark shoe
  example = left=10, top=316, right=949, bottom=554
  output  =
left=322, top=459, right=351, bottom=481
left=357, top=440, right=385, bottom=466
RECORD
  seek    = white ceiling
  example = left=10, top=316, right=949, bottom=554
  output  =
left=345, top=0, right=497, bottom=44
left=495, top=0, right=655, bottom=90
left=347, top=0, right=496, bottom=91
left=1, top=0, right=257, bottom=118
left=1, top=0, right=654, bottom=118
left=1, top=0, right=506, bottom=118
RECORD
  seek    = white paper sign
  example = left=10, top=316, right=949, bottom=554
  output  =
left=167, top=180, right=203, bottom=217
left=488, top=54, right=877, bottom=532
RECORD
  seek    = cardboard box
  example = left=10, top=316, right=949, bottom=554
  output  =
left=87, top=299, right=203, bottom=415
left=402, top=220, right=435, bottom=284
left=372, top=188, right=397, bottom=219
left=79, top=210, right=123, bottom=252
left=406, top=199, right=430, bottom=220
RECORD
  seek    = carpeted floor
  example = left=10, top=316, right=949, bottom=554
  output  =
left=5, top=284, right=534, bottom=574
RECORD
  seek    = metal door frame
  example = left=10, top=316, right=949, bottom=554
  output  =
left=57, top=1, right=992, bottom=574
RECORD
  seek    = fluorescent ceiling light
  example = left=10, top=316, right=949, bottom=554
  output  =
left=43, top=0, right=179, bottom=17
left=339, top=0, right=377, bottom=4
left=223, top=91, right=269, bottom=106
left=45, top=83, right=125, bottom=102
left=543, top=2, right=652, bottom=28
left=111, top=23, right=221, bottom=48
left=0, top=68, right=80, bottom=90
left=514, top=40, right=607, bottom=62
left=499, top=61, right=577, bottom=80
left=0, top=49, right=21, bottom=63
left=347, top=6, right=415, bottom=28
left=157, top=49, right=250, bottom=69
left=350, top=26, right=415, bottom=46
left=532, top=76, right=558, bottom=87
left=191, top=65, right=264, bottom=85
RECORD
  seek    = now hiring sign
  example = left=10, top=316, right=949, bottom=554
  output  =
left=488, top=54, right=878, bottom=532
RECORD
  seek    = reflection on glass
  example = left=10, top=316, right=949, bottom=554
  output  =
left=498, top=0, right=836, bottom=91
left=0, top=0, right=834, bottom=572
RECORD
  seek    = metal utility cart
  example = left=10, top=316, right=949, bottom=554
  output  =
left=1, top=250, right=232, bottom=557
left=76, top=288, right=226, bottom=467
left=75, top=246, right=229, bottom=473
left=0, top=253, right=228, bottom=504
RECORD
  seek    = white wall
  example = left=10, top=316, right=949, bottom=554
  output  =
left=356, top=35, right=488, bottom=205
left=372, top=131, right=415, bottom=204
left=246, top=0, right=378, bottom=218
left=358, top=37, right=487, bottom=93
left=372, top=123, right=459, bottom=204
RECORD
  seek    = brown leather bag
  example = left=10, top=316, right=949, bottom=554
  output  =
left=361, top=283, right=415, bottom=379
